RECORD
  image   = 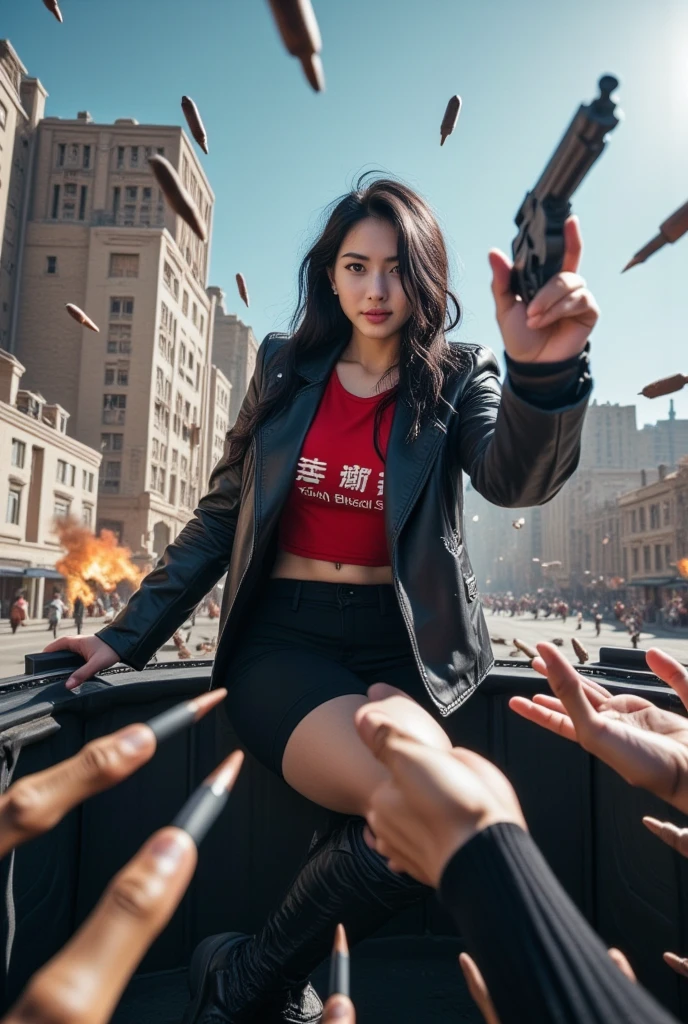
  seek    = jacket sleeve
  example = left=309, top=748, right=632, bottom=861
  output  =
left=439, top=823, right=679, bottom=1024
left=455, top=344, right=591, bottom=508
left=94, top=336, right=272, bottom=670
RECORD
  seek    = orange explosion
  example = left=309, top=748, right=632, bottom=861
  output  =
left=54, top=518, right=143, bottom=605
left=678, top=558, right=688, bottom=579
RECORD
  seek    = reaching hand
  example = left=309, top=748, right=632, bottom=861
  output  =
left=2, top=827, right=197, bottom=1024
left=643, top=816, right=688, bottom=857
left=489, top=216, right=599, bottom=363
left=509, top=644, right=688, bottom=814
left=43, top=633, right=120, bottom=690
left=0, top=723, right=156, bottom=859
left=355, top=712, right=525, bottom=887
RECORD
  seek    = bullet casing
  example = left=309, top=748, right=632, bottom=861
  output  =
left=236, top=273, right=250, bottom=308
left=148, top=155, right=207, bottom=243
left=440, top=95, right=461, bottom=145
left=181, top=96, right=209, bottom=155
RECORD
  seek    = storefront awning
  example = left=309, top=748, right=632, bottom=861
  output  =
left=0, top=566, right=26, bottom=577
left=23, top=568, right=65, bottom=580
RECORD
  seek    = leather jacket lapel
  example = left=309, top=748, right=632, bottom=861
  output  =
left=385, top=398, right=444, bottom=545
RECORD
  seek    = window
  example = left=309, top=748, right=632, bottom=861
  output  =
left=650, top=504, right=660, bottom=530
left=117, top=368, right=128, bottom=386
left=109, top=253, right=139, bottom=278
left=103, top=394, right=127, bottom=424
left=151, top=465, right=158, bottom=489
left=51, top=184, right=60, bottom=219
left=54, top=498, right=71, bottom=520
left=110, top=297, right=134, bottom=318
left=188, top=350, right=194, bottom=370
left=46, top=255, right=58, bottom=275
left=654, top=545, right=662, bottom=571
left=0, top=101, right=7, bottom=131
left=6, top=487, right=20, bottom=525
left=182, top=291, right=189, bottom=316
left=81, top=504, right=93, bottom=528
left=666, top=544, right=673, bottom=567
left=101, top=460, right=121, bottom=493
left=152, top=438, right=160, bottom=459
left=143, top=186, right=152, bottom=201
left=159, top=468, right=166, bottom=492
left=643, top=546, right=651, bottom=572
left=11, top=439, right=26, bottom=468
left=632, top=548, right=639, bottom=573
left=130, top=146, right=139, bottom=167
left=200, top=314, right=204, bottom=335
left=169, top=475, right=176, bottom=504
left=125, top=186, right=138, bottom=202
left=104, top=367, right=115, bottom=386
left=69, top=144, right=79, bottom=165
left=191, top=302, right=197, bottom=327
left=83, top=145, right=91, bottom=169
left=101, top=433, right=123, bottom=451
left=639, top=507, right=646, bottom=532
left=113, top=186, right=121, bottom=218
left=78, top=185, right=88, bottom=220
left=56, top=142, right=65, bottom=166
left=117, top=146, right=125, bottom=169
left=663, top=501, right=671, bottom=526
left=630, top=509, right=637, bottom=533
left=82, top=469, right=94, bottom=491
left=173, top=278, right=179, bottom=300
left=56, top=460, right=76, bottom=486
left=107, top=323, right=132, bottom=354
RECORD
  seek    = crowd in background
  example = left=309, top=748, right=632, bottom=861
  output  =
left=482, top=591, right=688, bottom=632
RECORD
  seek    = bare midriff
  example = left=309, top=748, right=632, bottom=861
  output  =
left=271, top=549, right=393, bottom=585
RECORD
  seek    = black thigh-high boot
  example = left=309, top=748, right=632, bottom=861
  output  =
left=181, top=815, right=430, bottom=1024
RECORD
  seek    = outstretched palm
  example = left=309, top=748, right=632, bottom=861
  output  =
left=509, top=645, right=688, bottom=814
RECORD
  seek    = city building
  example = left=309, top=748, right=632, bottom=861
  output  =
left=0, top=41, right=47, bottom=351
left=578, top=400, right=642, bottom=470
left=618, top=461, right=688, bottom=607
left=205, top=364, right=232, bottom=479
left=0, top=348, right=101, bottom=617
left=463, top=487, right=541, bottom=593
left=207, top=287, right=258, bottom=427
left=9, top=108, right=216, bottom=567
left=637, top=400, right=688, bottom=471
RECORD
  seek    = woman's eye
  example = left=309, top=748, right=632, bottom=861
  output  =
left=344, top=262, right=365, bottom=272
left=391, top=266, right=400, bottom=274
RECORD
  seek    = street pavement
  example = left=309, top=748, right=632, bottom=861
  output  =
left=1, top=608, right=687, bottom=681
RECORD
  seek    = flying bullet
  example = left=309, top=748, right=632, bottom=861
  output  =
left=148, top=155, right=207, bottom=243
left=440, top=95, right=462, bottom=146
left=513, top=638, right=538, bottom=660
left=181, top=96, right=209, bottom=155
left=638, top=373, right=688, bottom=399
left=65, top=304, right=99, bottom=332
left=622, top=198, right=688, bottom=272
left=235, top=273, right=250, bottom=308
left=571, top=638, right=589, bottom=664
left=267, top=0, right=325, bottom=92
left=42, top=0, right=63, bottom=22
left=512, top=517, right=526, bottom=529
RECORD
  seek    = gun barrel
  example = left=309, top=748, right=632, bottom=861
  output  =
left=532, top=75, right=620, bottom=203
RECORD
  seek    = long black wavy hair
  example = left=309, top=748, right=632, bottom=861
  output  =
left=226, top=171, right=465, bottom=464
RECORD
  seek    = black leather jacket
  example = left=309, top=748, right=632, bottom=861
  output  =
left=97, top=333, right=590, bottom=717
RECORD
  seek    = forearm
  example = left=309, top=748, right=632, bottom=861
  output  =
left=439, top=823, right=678, bottom=1024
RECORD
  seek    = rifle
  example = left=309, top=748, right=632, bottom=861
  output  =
left=511, top=75, right=621, bottom=302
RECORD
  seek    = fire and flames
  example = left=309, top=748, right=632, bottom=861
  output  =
left=678, top=558, right=688, bottom=579
left=54, top=518, right=143, bottom=605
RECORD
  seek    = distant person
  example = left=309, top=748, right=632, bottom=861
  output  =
left=47, top=596, right=64, bottom=639
left=594, top=612, right=603, bottom=637
left=9, top=593, right=29, bottom=634
left=73, top=596, right=85, bottom=635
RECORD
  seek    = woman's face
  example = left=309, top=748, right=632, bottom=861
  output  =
left=329, top=217, right=412, bottom=342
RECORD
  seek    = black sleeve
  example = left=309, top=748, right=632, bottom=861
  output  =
left=94, top=336, right=273, bottom=670
left=505, top=341, right=592, bottom=411
left=438, top=822, right=678, bottom=1024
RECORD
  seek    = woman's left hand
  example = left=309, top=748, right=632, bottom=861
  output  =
left=489, top=215, right=599, bottom=363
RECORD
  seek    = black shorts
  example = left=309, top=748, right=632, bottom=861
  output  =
left=222, top=578, right=437, bottom=777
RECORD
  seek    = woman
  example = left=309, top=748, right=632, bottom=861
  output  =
left=46, top=175, right=598, bottom=1023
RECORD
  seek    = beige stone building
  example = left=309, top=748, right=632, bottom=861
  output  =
left=0, top=41, right=47, bottom=351
left=10, top=111, right=216, bottom=567
left=205, top=364, right=232, bottom=480
left=207, top=287, right=258, bottom=427
left=618, top=463, right=688, bottom=607
left=0, top=349, right=101, bottom=616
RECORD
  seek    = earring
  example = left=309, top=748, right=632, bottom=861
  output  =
left=332, top=288, right=337, bottom=295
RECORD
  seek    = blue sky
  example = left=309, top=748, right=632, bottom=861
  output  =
left=5, top=0, right=688, bottom=426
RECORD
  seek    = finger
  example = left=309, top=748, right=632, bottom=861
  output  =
left=507, top=696, right=577, bottom=741
left=458, top=953, right=501, bottom=1024
left=642, top=816, right=688, bottom=857
left=525, top=273, right=585, bottom=321
left=528, top=288, right=596, bottom=332
left=531, top=693, right=567, bottom=713
left=663, top=952, right=688, bottom=978
left=65, top=657, right=107, bottom=691
left=536, top=644, right=600, bottom=739
left=0, top=725, right=156, bottom=858
left=355, top=711, right=419, bottom=771
left=43, top=636, right=79, bottom=653
left=8, top=828, right=197, bottom=1024
left=645, top=649, right=688, bottom=711
left=488, top=249, right=517, bottom=321
left=323, top=994, right=356, bottom=1022
left=560, top=215, right=583, bottom=274
left=608, top=947, right=636, bottom=982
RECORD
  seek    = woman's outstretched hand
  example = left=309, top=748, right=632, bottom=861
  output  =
left=489, top=215, right=599, bottom=363
left=509, top=644, right=688, bottom=814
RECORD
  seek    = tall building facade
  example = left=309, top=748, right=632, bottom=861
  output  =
left=205, top=364, right=232, bottom=479
left=207, top=287, right=259, bottom=427
left=637, top=401, right=688, bottom=471
left=11, top=112, right=216, bottom=566
left=0, top=41, right=47, bottom=351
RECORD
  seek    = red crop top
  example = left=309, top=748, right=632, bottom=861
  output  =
left=278, top=368, right=396, bottom=566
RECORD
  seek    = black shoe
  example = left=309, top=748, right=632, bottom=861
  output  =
left=182, top=933, right=322, bottom=1024
left=181, top=817, right=429, bottom=1023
